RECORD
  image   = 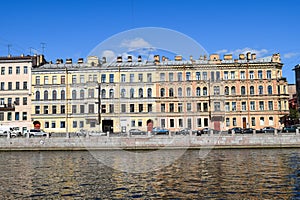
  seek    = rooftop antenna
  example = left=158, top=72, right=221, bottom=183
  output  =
left=41, top=42, right=46, bottom=54
left=7, top=44, right=11, bottom=55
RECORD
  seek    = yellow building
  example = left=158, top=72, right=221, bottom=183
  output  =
left=32, top=52, right=289, bottom=134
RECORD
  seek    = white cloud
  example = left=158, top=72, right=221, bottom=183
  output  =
left=215, top=49, right=228, bottom=54
left=120, top=38, right=152, bottom=50
left=283, top=52, right=300, bottom=59
left=101, top=50, right=116, bottom=61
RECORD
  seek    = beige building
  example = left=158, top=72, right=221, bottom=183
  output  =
left=0, top=54, right=45, bottom=133
left=31, top=52, right=289, bottom=134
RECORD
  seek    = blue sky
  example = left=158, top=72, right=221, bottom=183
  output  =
left=1, top=0, right=300, bottom=83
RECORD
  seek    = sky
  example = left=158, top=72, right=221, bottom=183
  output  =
left=1, top=0, right=300, bottom=83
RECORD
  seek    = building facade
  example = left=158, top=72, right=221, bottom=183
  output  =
left=31, top=52, right=289, bottom=134
left=0, top=54, right=45, bottom=133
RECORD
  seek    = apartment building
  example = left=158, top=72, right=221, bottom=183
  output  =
left=0, top=54, right=45, bottom=133
left=31, top=52, right=289, bottom=134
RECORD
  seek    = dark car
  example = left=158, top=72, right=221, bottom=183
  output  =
left=200, top=128, right=210, bottom=134
left=175, top=128, right=191, bottom=135
left=228, top=127, right=243, bottom=134
left=260, top=126, right=278, bottom=133
left=242, top=128, right=255, bottom=134
left=129, top=129, right=146, bottom=135
left=282, top=126, right=297, bottom=133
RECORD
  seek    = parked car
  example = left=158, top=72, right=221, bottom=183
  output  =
left=228, top=127, right=243, bottom=134
left=200, top=128, right=210, bottom=134
left=129, top=129, right=146, bottom=135
left=175, top=128, right=191, bottom=135
left=26, top=129, right=49, bottom=137
left=152, top=127, right=169, bottom=135
left=282, top=126, right=297, bottom=133
left=260, top=126, right=278, bottom=133
left=242, top=128, right=255, bottom=134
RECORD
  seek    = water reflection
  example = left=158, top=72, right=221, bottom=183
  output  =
left=0, top=149, right=299, bottom=199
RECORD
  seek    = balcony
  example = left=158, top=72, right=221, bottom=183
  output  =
left=0, top=104, right=15, bottom=111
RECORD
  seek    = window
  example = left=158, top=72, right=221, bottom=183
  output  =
left=72, top=90, right=77, bottom=99
left=52, top=90, right=57, bottom=100
left=203, top=72, right=207, bottom=80
left=214, top=86, right=220, bottom=95
left=258, top=70, right=263, bottom=79
left=196, top=72, right=201, bottom=80
left=44, top=90, right=49, bottom=100
left=139, top=104, right=143, bottom=112
left=216, top=71, right=220, bottom=81
left=72, top=105, right=77, bottom=113
left=36, top=76, right=40, bottom=85
left=233, top=118, right=237, bottom=126
left=35, top=106, right=40, bottom=114
left=242, top=102, right=246, bottom=111
left=0, top=112, right=3, bottom=121
left=186, top=72, right=191, bottom=81
left=203, top=87, right=207, bottom=96
left=232, top=102, right=236, bottom=111
left=7, top=112, right=12, bottom=121
left=138, top=88, right=143, bottom=98
left=23, top=97, right=27, bottom=105
left=186, top=103, right=191, bottom=112
left=224, top=71, right=228, bottom=80
left=130, top=88, right=134, bottom=98
left=196, top=87, right=201, bottom=96
left=178, top=88, right=182, bottom=97
left=88, top=75, right=92, bottom=81
left=80, top=90, right=84, bottom=99
left=80, top=75, right=85, bottom=83
left=1, top=67, right=5, bottom=75
left=52, top=76, right=57, bottom=84
left=138, top=120, right=142, bottom=127
left=60, top=121, right=66, bottom=128
left=44, top=76, right=49, bottom=84
left=250, top=101, right=255, bottom=110
left=259, top=101, right=264, bottom=110
left=8, top=82, right=12, bottom=90
left=241, top=86, right=246, bottom=95
left=121, top=74, right=125, bottom=82
left=52, top=105, right=57, bottom=114
left=259, top=86, right=263, bottom=95
left=73, top=121, right=77, bottom=128
left=231, top=86, right=236, bottom=95
left=214, top=102, right=220, bottom=111
left=251, top=117, right=256, bottom=126
left=109, top=89, right=114, bottom=98
left=249, top=86, right=254, bottom=95
left=130, top=104, right=134, bottom=112
left=211, top=71, right=215, bottom=81
left=80, top=105, right=84, bottom=113
left=240, top=71, right=245, bottom=79
left=147, top=88, right=152, bottom=98
left=160, top=73, right=165, bottom=81
left=203, top=103, right=208, bottom=112
left=138, top=74, right=143, bottom=82
left=0, top=82, right=4, bottom=90
left=93, top=74, right=97, bottom=82
left=130, top=74, right=134, bottom=82
left=260, top=117, right=265, bottom=126
left=161, top=119, right=166, bottom=128
left=88, top=104, right=94, bottom=113
left=88, top=89, right=94, bottom=98
left=101, top=89, right=106, bottom=98
left=225, top=86, right=229, bottom=95
left=22, top=112, right=27, bottom=120
left=267, top=70, right=272, bottom=79
left=72, top=75, right=76, bottom=84
left=15, top=97, right=20, bottom=105
left=179, top=119, right=183, bottom=127
left=147, top=73, right=152, bottom=82
left=169, top=88, right=174, bottom=97
left=187, top=87, right=191, bottom=96
left=178, top=72, right=183, bottom=81
left=197, top=118, right=202, bottom=127
left=44, top=106, right=49, bottom=114
left=268, top=101, right=273, bottom=110
left=23, top=81, right=27, bottom=89
left=268, top=86, right=272, bottom=95
left=161, top=104, right=165, bottom=112
left=109, top=104, right=114, bottom=113
left=226, top=118, right=230, bottom=127
left=148, top=104, right=152, bottom=112
left=230, top=71, right=235, bottom=80
left=79, top=121, right=84, bottom=128
left=160, top=88, right=165, bottom=97
left=249, top=71, right=254, bottom=79
left=101, top=74, right=106, bottom=83
left=178, top=103, right=183, bottom=112
left=61, top=76, right=65, bottom=84
left=121, top=88, right=126, bottom=98
left=8, top=67, right=12, bottom=74
left=121, top=104, right=126, bottom=113
left=23, top=66, right=28, bottom=74
left=15, top=112, right=19, bottom=121
left=109, top=74, right=114, bottom=83
left=187, top=118, right=192, bottom=129
left=269, top=117, right=274, bottom=126
left=170, top=119, right=175, bottom=128
left=101, top=105, right=106, bottom=113
left=131, top=120, right=136, bottom=127
left=225, top=102, right=230, bottom=111
left=61, top=105, right=65, bottom=114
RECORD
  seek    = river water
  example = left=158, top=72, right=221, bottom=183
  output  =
left=0, top=148, right=299, bottom=199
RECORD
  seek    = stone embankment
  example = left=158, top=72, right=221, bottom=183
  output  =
left=0, top=134, right=300, bottom=151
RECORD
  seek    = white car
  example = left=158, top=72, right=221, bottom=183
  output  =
left=26, top=129, right=49, bottom=137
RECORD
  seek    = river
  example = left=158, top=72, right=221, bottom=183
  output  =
left=0, top=148, right=299, bottom=199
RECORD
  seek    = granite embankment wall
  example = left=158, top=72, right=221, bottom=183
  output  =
left=1, top=134, right=300, bottom=150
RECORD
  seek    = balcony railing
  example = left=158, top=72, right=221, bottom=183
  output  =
left=0, top=104, right=15, bottom=111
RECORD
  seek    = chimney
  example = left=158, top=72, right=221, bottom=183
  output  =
left=77, top=58, right=84, bottom=64
left=246, top=52, right=251, bottom=60
left=138, top=55, right=142, bottom=62
left=154, top=55, right=160, bottom=64
left=56, top=59, right=63, bottom=64
left=175, top=55, right=182, bottom=61
left=102, top=57, right=106, bottom=63
left=162, top=56, right=166, bottom=62
left=66, top=58, right=72, bottom=64
left=127, top=55, right=132, bottom=62
left=189, top=55, right=193, bottom=61
left=20, top=54, right=24, bottom=57
left=224, top=54, right=232, bottom=60
left=239, top=54, right=245, bottom=60
left=251, top=53, right=256, bottom=60
left=117, top=56, right=122, bottom=63
left=203, top=55, right=207, bottom=60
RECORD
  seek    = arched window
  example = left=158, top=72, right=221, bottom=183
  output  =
left=203, top=87, right=207, bottom=96
left=138, top=88, right=143, bottom=98
left=44, top=90, right=48, bottom=100
left=225, top=86, right=229, bottom=95
left=80, top=89, right=84, bottom=99
left=101, top=89, right=106, bottom=98
left=61, top=90, right=65, bottom=100
left=187, top=87, right=191, bottom=96
left=169, top=88, right=174, bottom=97
left=268, top=85, right=272, bottom=95
left=130, top=88, right=134, bottom=98
left=147, top=88, right=152, bottom=97
left=231, top=86, right=236, bottom=95
left=72, top=90, right=76, bottom=99
left=121, top=88, right=126, bottom=98
left=196, top=87, right=201, bottom=96
left=35, top=91, right=40, bottom=100
left=250, top=86, right=254, bottom=95
left=52, top=90, right=57, bottom=100
left=160, top=88, right=165, bottom=97
left=259, top=86, right=263, bottom=95
left=109, top=89, right=114, bottom=98
left=178, top=87, right=182, bottom=97
left=241, top=86, right=246, bottom=95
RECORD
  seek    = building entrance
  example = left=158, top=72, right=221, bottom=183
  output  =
left=102, top=120, right=113, bottom=133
